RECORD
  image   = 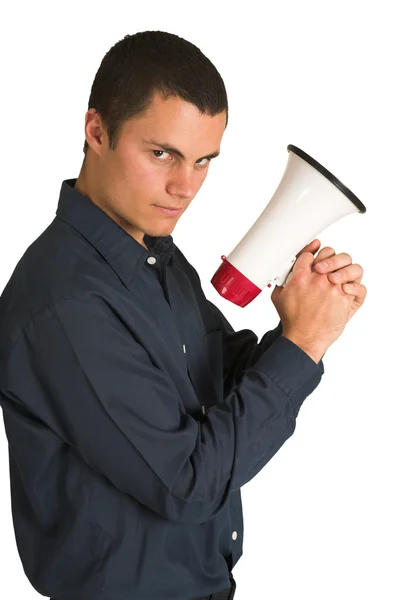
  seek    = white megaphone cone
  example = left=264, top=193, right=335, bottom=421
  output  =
left=211, top=145, right=367, bottom=307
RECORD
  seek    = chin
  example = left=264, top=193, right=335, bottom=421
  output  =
left=146, top=222, right=177, bottom=238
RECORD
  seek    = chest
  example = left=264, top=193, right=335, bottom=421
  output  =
left=121, top=259, right=224, bottom=421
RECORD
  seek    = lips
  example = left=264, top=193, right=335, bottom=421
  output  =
left=156, top=205, right=182, bottom=210
left=153, top=205, right=183, bottom=216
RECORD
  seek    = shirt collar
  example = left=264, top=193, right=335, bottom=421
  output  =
left=55, top=178, right=177, bottom=289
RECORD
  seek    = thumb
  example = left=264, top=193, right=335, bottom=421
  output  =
left=272, top=251, right=314, bottom=302
left=292, top=250, right=315, bottom=273
left=296, top=238, right=321, bottom=259
left=272, top=269, right=294, bottom=298
left=279, top=251, right=313, bottom=288
left=271, top=280, right=285, bottom=303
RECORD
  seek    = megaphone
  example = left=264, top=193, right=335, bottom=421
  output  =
left=211, top=145, right=367, bottom=307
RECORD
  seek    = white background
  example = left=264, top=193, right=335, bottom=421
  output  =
left=0, top=1, right=399, bottom=598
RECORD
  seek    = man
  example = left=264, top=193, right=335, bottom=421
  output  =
left=0, top=31, right=366, bottom=600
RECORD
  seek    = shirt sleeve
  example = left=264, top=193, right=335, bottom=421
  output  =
left=186, top=261, right=324, bottom=391
left=2, top=297, right=323, bottom=525
left=205, top=299, right=324, bottom=395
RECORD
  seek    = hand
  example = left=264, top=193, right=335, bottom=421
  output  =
left=295, top=240, right=367, bottom=321
left=272, top=251, right=355, bottom=363
left=311, top=244, right=367, bottom=321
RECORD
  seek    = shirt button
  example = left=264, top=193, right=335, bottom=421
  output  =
left=232, top=531, right=238, bottom=541
left=182, top=344, right=186, bottom=353
left=147, top=256, right=157, bottom=265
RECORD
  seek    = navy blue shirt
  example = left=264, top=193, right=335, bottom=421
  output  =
left=0, top=179, right=324, bottom=600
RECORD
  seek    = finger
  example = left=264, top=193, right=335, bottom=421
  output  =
left=312, top=247, right=336, bottom=270
left=313, top=246, right=336, bottom=263
left=272, top=245, right=318, bottom=298
left=293, top=251, right=316, bottom=273
left=327, top=264, right=363, bottom=284
left=342, top=282, right=367, bottom=305
left=314, top=252, right=352, bottom=273
left=296, top=239, right=321, bottom=259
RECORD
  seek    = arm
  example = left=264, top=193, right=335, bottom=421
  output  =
left=186, top=260, right=288, bottom=391
left=2, top=297, right=323, bottom=525
left=205, top=299, right=285, bottom=393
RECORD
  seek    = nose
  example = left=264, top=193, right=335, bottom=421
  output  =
left=166, top=164, right=197, bottom=200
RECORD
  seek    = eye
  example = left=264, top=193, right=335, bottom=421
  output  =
left=152, top=150, right=210, bottom=167
left=196, top=158, right=211, bottom=167
left=152, top=150, right=171, bottom=161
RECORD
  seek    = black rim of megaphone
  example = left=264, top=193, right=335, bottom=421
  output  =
left=287, top=145, right=366, bottom=213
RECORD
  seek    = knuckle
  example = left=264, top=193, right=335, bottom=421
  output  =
left=294, top=271, right=308, bottom=285
left=314, top=273, right=327, bottom=288
left=294, top=266, right=308, bottom=279
left=343, top=296, right=352, bottom=309
left=331, top=283, right=343, bottom=296
left=340, top=288, right=352, bottom=302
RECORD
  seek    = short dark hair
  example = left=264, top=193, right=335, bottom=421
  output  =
left=82, top=30, right=229, bottom=157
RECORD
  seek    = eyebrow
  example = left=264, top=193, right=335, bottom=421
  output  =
left=143, top=138, right=220, bottom=161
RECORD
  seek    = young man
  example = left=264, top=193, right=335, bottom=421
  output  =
left=0, top=31, right=365, bottom=600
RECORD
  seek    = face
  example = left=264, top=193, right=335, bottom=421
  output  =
left=80, top=91, right=227, bottom=247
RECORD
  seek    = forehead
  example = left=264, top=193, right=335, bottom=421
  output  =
left=122, top=92, right=226, bottom=148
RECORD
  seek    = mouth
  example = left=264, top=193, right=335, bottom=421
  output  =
left=153, top=205, right=183, bottom=216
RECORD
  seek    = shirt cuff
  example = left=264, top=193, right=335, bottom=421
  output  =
left=252, top=335, right=324, bottom=418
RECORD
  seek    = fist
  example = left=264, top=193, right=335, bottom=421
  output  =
left=280, top=239, right=367, bottom=322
